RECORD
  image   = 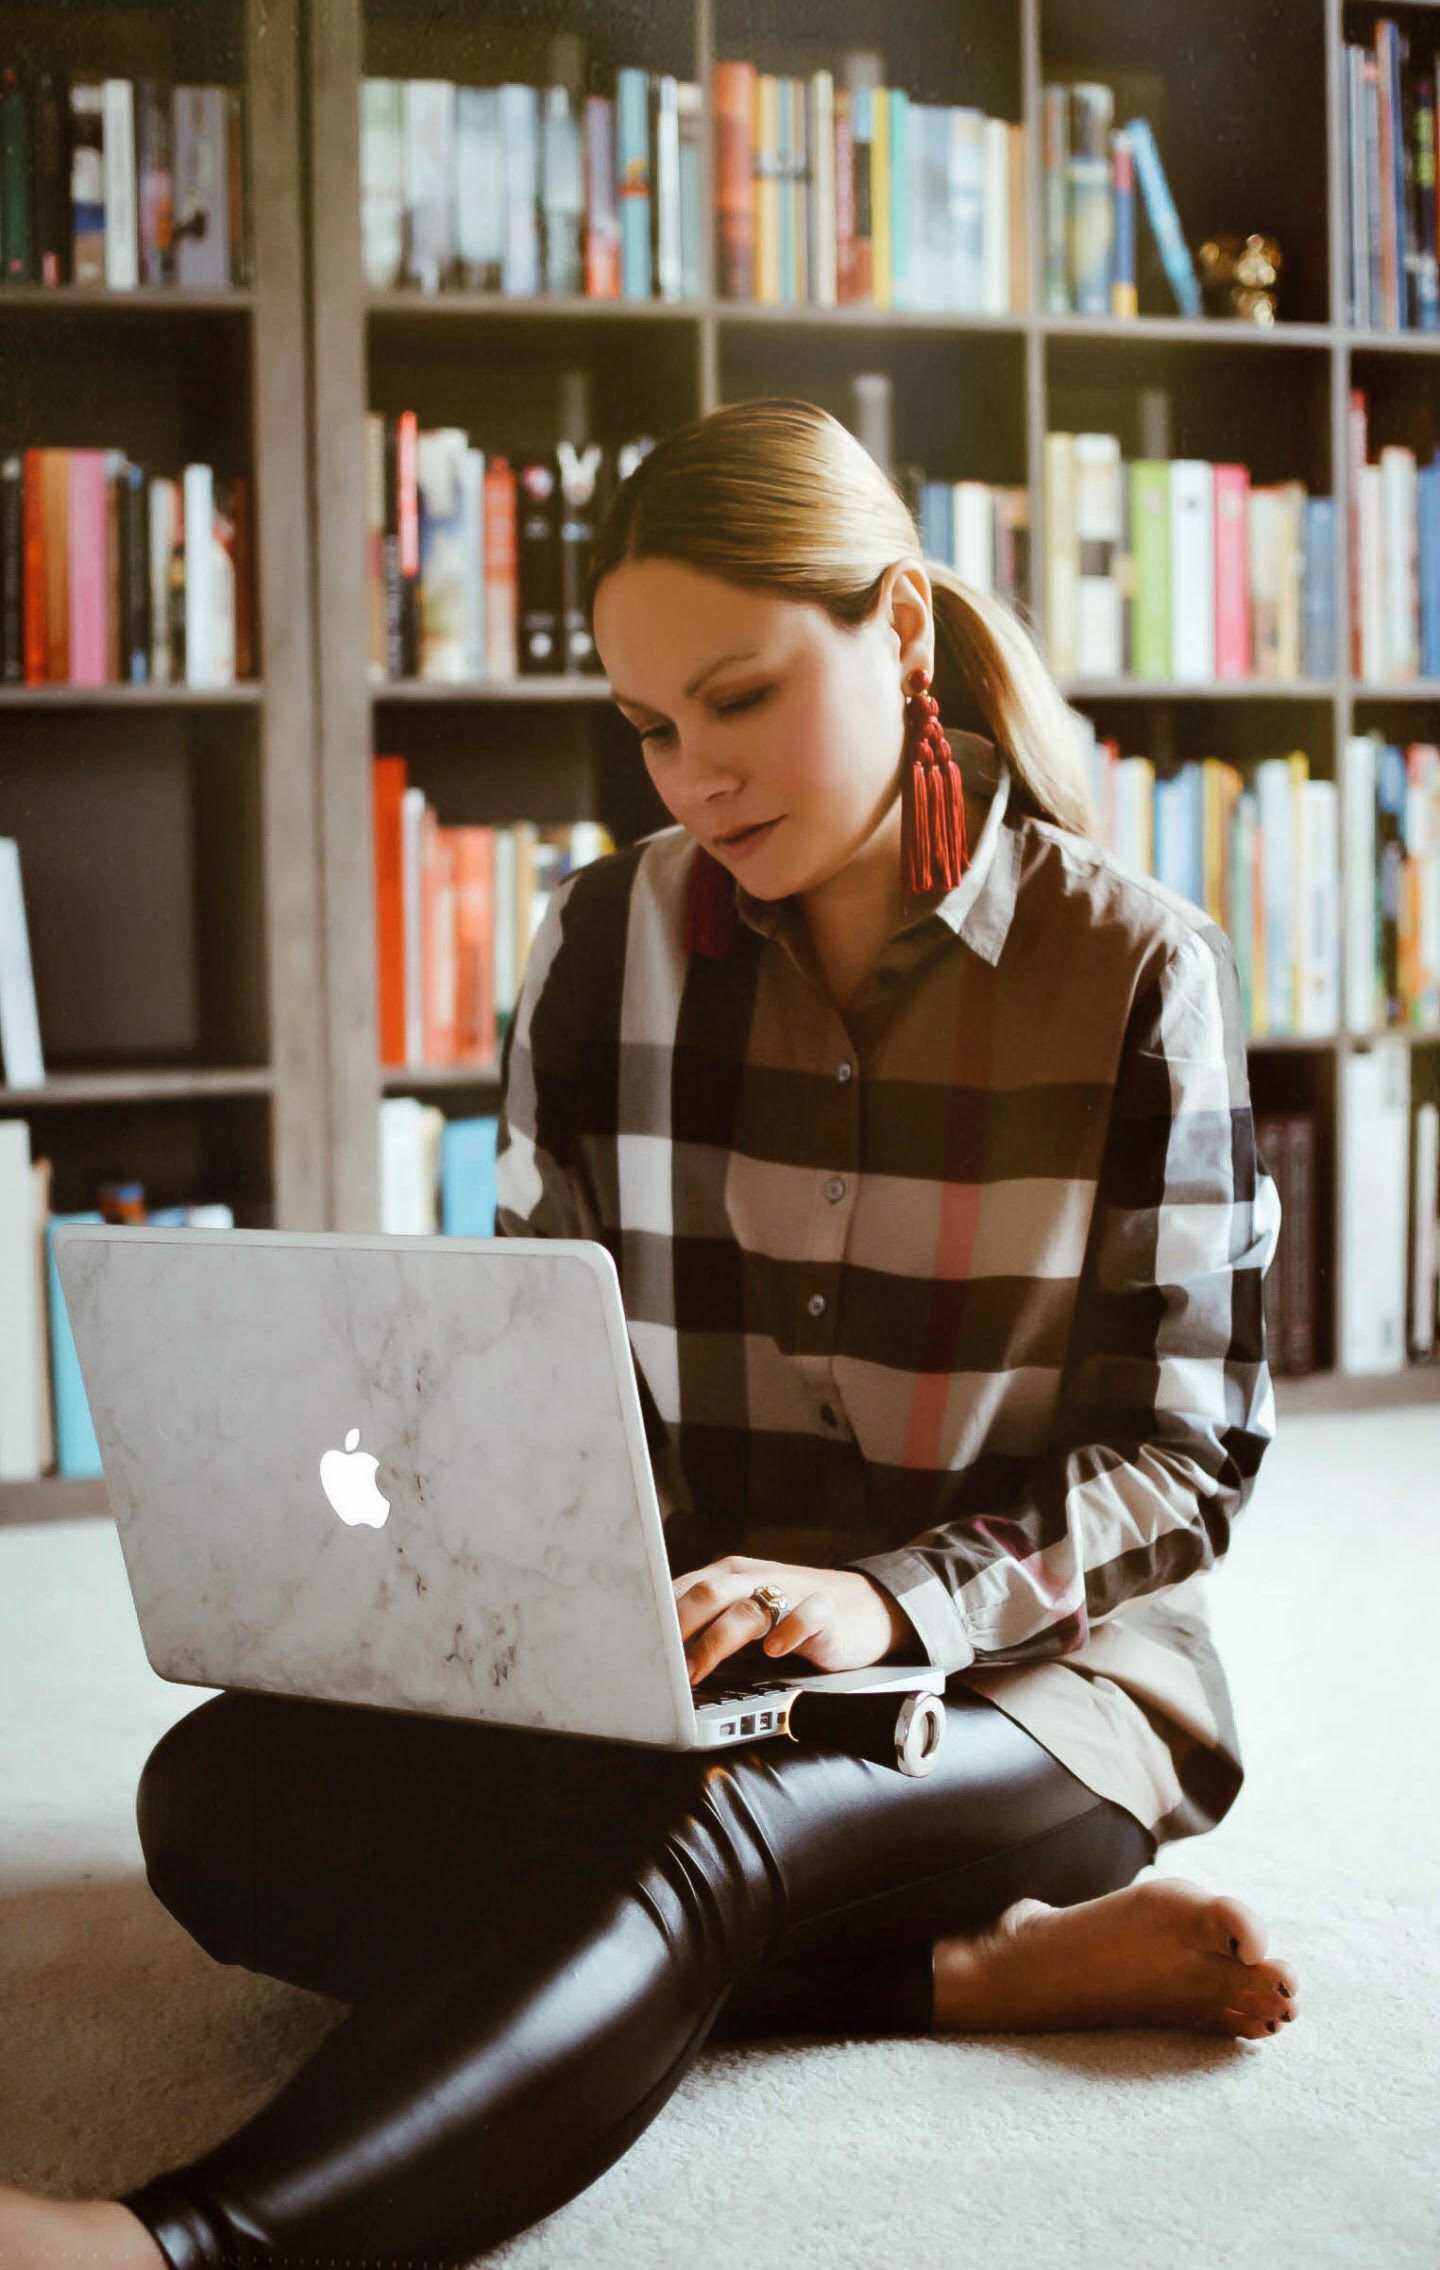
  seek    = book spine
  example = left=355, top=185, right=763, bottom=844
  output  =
left=500, top=82, right=539, bottom=296
left=102, top=81, right=138, bottom=289
left=1124, top=116, right=1201, bottom=316
left=1170, top=459, right=1215, bottom=682
left=1283, top=1116, right=1316, bottom=1374
left=1068, top=84, right=1113, bottom=316
left=516, top=452, right=560, bottom=673
left=1212, top=463, right=1251, bottom=679
left=1042, top=84, right=1069, bottom=311
left=616, top=68, right=652, bottom=300
left=585, top=95, right=621, bottom=298
left=69, top=79, right=106, bottom=286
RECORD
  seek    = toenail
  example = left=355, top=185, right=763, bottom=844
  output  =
left=1278, top=1983, right=1290, bottom=1997
left=1266, top=2019, right=1277, bottom=2032
left=1229, top=1937, right=1240, bottom=1955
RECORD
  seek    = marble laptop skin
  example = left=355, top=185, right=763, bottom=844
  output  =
left=53, top=1227, right=937, bottom=1753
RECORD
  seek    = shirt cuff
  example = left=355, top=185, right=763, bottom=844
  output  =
left=840, top=1551, right=978, bottom=1674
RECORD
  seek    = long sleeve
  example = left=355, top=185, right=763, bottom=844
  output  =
left=840, top=924, right=1282, bottom=1676
left=494, top=873, right=600, bottom=1245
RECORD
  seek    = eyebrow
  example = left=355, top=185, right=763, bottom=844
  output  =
left=609, top=648, right=762, bottom=716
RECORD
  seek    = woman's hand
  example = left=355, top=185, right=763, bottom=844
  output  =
left=673, top=1554, right=918, bottom=1685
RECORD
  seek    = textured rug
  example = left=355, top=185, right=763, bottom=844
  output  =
left=2, top=1405, right=1437, bottom=2268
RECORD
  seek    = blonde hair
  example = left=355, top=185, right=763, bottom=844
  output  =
left=587, top=396, right=1094, bottom=837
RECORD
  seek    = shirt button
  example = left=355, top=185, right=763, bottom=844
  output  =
left=807, top=1292, right=827, bottom=1318
left=824, top=1175, right=846, bottom=1204
left=835, top=1060, right=853, bottom=1083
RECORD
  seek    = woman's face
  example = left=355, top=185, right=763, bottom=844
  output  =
left=592, top=556, right=933, bottom=905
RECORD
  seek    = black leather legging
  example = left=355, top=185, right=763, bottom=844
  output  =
left=119, top=1679, right=1156, bottom=2268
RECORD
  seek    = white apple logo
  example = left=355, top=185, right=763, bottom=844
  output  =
left=320, top=1427, right=391, bottom=1529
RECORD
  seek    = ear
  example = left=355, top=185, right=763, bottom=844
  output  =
left=885, top=558, right=934, bottom=682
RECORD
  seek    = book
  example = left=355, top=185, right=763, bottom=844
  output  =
left=1124, top=116, right=1202, bottom=316
left=0, top=1118, right=41, bottom=1478
left=0, top=836, right=45, bottom=1090
left=441, top=1115, right=500, bottom=1236
left=1340, top=1038, right=1410, bottom=1372
left=1413, top=1100, right=1440, bottom=1357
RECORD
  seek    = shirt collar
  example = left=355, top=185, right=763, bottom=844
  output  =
left=732, top=730, right=1020, bottom=970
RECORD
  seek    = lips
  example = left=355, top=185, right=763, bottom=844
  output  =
left=715, top=818, right=780, bottom=848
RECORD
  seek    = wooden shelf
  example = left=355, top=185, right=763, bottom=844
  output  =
left=0, top=682, right=263, bottom=707
left=0, top=285, right=254, bottom=313
left=1, top=1067, right=276, bottom=1106
left=380, top=1063, right=501, bottom=1090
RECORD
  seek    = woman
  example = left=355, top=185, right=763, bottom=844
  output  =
left=1, top=398, right=1298, bottom=2270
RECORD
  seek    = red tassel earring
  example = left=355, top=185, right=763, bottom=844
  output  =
left=683, top=842, right=740, bottom=958
left=900, top=668, right=970, bottom=895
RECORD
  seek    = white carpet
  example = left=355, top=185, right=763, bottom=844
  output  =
left=2, top=1407, right=1437, bottom=2268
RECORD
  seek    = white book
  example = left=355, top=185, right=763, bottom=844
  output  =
left=1247, top=485, right=1282, bottom=678
left=499, top=83, right=540, bottom=296
left=1169, top=459, right=1215, bottom=683
left=31, top=1156, right=55, bottom=1473
left=953, top=482, right=994, bottom=594
left=1412, top=1100, right=1439, bottom=1357
left=403, top=80, right=455, bottom=292
left=360, top=78, right=405, bottom=289
left=1342, top=732, right=1379, bottom=1034
left=148, top=476, right=176, bottom=685
left=182, top=462, right=215, bottom=686
left=1114, top=756, right=1154, bottom=876
left=492, top=825, right=517, bottom=1018
left=981, top=114, right=1009, bottom=313
left=415, top=426, right=469, bottom=681
left=378, top=1096, right=445, bottom=1235
left=0, top=838, right=45, bottom=1090
left=103, top=81, right=138, bottom=289
left=1255, top=758, right=1296, bottom=1034
left=948, top=108, right=986, bottom=312
left=460, top=446, right=486, bottom=679
left=1043, top=431, right=1077, bottom=680
left=0, top=1118, right=42, bottom=1480
left=401, top=786, right=426, bottom=1064
left=1378, top=445, right=1420, bottom=681
left=1358, top=461, right=1385, bottom=681
left=807, top=72, right=835, bottom=307
left=456, top=86, right=504, bottom=286
left=653, top=76, right=682, bottom=302
left=1073, top=433, right=1123, bottom=679
left=1295, top=778, right=1339, bottom=1035
left=1340, top=1038, right=1410, bottom=1373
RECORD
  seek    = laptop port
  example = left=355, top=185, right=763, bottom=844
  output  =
left=758, top=1710, right=773, bottom=1729
left=740, top=1714, right=756, bottom=1735
left=720, top=1721, right=736, bottom=1735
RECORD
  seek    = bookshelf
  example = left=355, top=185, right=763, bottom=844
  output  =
left=0, top=0, right=330, bottom=1518
left=4, top=0, right=1438, bottom=1524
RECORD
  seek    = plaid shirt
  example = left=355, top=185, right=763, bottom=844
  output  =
left=496, top=731, right=1280, bottom=1846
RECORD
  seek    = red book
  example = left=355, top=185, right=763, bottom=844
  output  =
left=1212, top=463, right=1251, bottom=680
left=711, top=61, right=755, bottom=298
left=22, top=451, right=48, bottom=684
left=482, top=456, right=517, bottom=678
left=68, top=449, right=109, bottom=685
left=453, top=825, right=497, bottom=1066
left=834, top=90, right=857, bottom=304
left=372, top=755, right=408, bottom=1066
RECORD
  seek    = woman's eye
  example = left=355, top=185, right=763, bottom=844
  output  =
left=637, top=687, right=770, bottom=750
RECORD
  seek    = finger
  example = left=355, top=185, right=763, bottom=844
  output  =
left=672, top=1562, right=800, bottom=1642
left=685, top=1596, right=780, bottom=1684
left=761, top=1590, right=833, bottom=1659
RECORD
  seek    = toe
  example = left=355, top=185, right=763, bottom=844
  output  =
left=1212, top=1894, right=1269, bottom=1965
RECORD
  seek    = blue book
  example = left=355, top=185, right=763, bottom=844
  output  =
left=1419, top=461, right=1440, bottom=678
left=888, top=88, right=909, bottom=312
left=1303, top=496, right=1337, bottom=679
left=1123, top=118, right=1201, bottom=318
left=616, top=68, right=652, bottom=300
left=45, top=1212, right=104, bottom=1479
left=918, top=481, right=955, bottom=566
left=1153, top=763, right=1203, bottom=909
left=442, top=1115, right=500, bottom=1237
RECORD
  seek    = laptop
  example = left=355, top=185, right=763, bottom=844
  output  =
left=53, top=1226, right=943, bottom=1754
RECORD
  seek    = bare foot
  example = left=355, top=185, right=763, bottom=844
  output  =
left=0, top=2184, right=167, bottom=2270
left=932, top=1876, right=1300, bottom=2039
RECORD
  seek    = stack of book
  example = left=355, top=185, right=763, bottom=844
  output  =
left=372, top=755, right=614, bottom=1071
left=913, top=478, right=1029, bottom=613
left=361, top=68, right=698, bottom=301
left=712, top=55, right=1023, bottom=311
left=1348, top=389, right=1440, bottom=680
left=1342, top=733, right=1440, bottom=1034
left=1342, top=19, right=1440, bottom=332
left=377, top=1104, right=501, bottom=1238
left=1075, top=729, right=1342, bottom=1039
left=1, top=449, right=252, bottom=687
left=1254, top=1112, right=1319, bottom=1375
left=0, top=1120, right=233, bottom=1484
left=1040, top=85, right=1198, bottom=318
left=1044, top=437, right=1335, bottom=683
left=1339, top=1046, right=1439, bottom=1372
left=365, top=413, right=654, bottom=682
left=0, top=63, right=247, bottom=289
